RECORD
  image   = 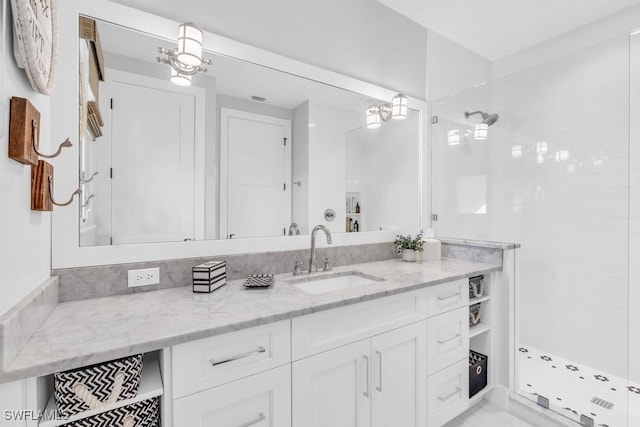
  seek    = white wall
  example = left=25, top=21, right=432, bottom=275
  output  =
left=630, top=32, right=640, bottom=384
left=0, top=0, right=52, bottom=316
left=292, top=102, right=310, bottom=234
left=427, top=30, right=493, bottom=101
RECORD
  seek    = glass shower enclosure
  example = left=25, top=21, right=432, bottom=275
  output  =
left=431, top=31, right=639, bottom=427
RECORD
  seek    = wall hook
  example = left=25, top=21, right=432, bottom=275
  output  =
left=48, top=176, right=81, bottom=207
left=31, top=120, right=73, bottom=159
left=80, top=171, right=99, bottom=183
left=81, top=194, right=95, bottom=208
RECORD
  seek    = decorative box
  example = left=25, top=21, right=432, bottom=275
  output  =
left=54, top=354, right=143, bottom=417
left=192, top=260, right=226, bottom=293
left=469, top=350, right=488, bottom=398
left=63, top=397, right=159, bottom=427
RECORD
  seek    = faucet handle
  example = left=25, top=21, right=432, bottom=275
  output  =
left=293, top=261, right=303, bottom=276
left=323, top=258, right=332, bottom=272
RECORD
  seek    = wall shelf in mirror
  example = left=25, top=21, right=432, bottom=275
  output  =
left=51, top=0, right=428, bottom=268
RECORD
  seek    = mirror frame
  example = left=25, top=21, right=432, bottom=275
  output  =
left=51, top=0, right=430, bottom=268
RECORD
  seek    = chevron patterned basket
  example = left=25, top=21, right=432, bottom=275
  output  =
left=62, top=397, right=159, bottom=427
left=54, top=354, right=143, bottom=417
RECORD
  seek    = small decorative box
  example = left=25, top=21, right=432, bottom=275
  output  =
left=192, top=260, right=226, bottom=293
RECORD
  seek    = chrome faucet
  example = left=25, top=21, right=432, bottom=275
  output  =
left=308, top=225, right=332, bottom=273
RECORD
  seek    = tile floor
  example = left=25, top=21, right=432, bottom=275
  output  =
left=516, top=345, right=640, bottom=427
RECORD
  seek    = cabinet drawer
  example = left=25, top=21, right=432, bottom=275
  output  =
left=427, top=279, right=468, bottom=317
left=172, top=320, right=290, bottom=398
left=173, top=364, right=291, bottom=427
left=427, top=307, right=469, bottom=375
left=427, top=359, right=469, bottom=427
left=292, top=289, right=427, bottom=360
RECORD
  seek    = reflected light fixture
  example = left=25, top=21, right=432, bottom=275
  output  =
left=474, top=123, right=489, bottom=140
left=157, top=22, right=212, bottom=86
left=366, top=93, right=408, bottom=129
left=447, top=129, right=461, bottom=146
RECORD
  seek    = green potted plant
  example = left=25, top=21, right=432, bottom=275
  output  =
left=394, top=231, right=424, bottom=262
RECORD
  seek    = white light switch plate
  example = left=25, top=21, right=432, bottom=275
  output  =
left=128, top=267, right=160, bottom=288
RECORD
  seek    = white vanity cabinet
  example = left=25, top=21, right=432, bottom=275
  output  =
left=291, top=290, right=428, bottom=427
left=172, top=364, right=291, bottom=427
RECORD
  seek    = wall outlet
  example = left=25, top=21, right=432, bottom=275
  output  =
left=128, top=267, right=160, bottom=288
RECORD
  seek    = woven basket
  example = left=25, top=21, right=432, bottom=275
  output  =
left=54, top=354, right=143, bottom=417
left=469, top=303, right=482, bottom=327
left=62, top=397, right=159, bottom=427
left=468, top=276, right=484, bottom=299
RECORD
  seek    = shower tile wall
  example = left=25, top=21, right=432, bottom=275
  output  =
left=432, top=34, right=631, bottom=386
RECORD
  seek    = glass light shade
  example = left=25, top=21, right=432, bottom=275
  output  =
left=447, top=129, right=461, bottom=146
left=176, top=22, right=203, bottom=67
left=473, top=123, right=489, bottom=140
left=391, top=94, right=408, bottom=120
left=171, top=67, right=192, bottom=86
left=366, top=107, right=381, bottom=129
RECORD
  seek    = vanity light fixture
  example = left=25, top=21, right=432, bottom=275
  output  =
left=366, top=93, right=408, bottom=129
left=473, top=123, right=489, bottom=140
left=157, top=22, right=212, bottom=87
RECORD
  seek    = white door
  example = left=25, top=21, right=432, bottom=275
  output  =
left=172, top=365, right=291, bottom=427
left=371, top=321, right=427, bottom=427
left=110, top=74, right=201, bottom=244
left=292, top=340, right=371, bottom=427
left=220, top=109, right=291, bottom=239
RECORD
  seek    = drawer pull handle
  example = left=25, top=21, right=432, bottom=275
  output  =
left=437, top=333, right=462, bottom=345
left=438, top=292, right=460, bottom=302
left=363, top=355, right=370, bottom=398
left=376, top=350, right=383, bottom=392
left=210, top=346, right=266, bottom=366
left=438, top=387, right=461, bottom=402
left=239, top=412, right=266, bottom=427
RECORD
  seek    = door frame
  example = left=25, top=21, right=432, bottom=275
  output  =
left=220, top=108, right=292, bottom=239
left=106, top=68, right=206, bottom=242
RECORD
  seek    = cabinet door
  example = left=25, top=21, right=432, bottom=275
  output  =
left=371, top=321, right=427, bottom=427
left=173, top=365, right=291, bottom=427
left=292, top=340, right=371, bottom=427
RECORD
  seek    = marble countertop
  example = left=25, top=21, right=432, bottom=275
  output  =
left=0, top=257, right=500, bottom=383
left=439, top=238, right=521, bottom=250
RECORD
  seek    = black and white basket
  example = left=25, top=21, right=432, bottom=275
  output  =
left=468, top=275, right=485, bottom=299
left=54, top=354, right=143, bottom=417
left=469, top=303, right=482, bottom=327
left=62, top=397, right=159, bottom=427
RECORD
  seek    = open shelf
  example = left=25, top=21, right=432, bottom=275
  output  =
left=469, top=295, right=490, bottom=305
left=469, top=384, right=493, bottom=407
left=469, top=323, right=491, bottom=338
left=40, top=354, right=163, bottom=427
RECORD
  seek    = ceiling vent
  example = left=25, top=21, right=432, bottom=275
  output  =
left=251, top=96, right=266, bottom=102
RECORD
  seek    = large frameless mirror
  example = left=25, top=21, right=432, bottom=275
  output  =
left=78, top=17, right=422, bottom=247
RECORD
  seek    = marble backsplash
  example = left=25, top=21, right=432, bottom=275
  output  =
left=54, top=242, right=399, bottom=303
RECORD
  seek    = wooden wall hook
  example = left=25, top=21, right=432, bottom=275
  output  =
left=9, top=97, right=40, bottom=166
left=31, top=160, right=81, bottom=211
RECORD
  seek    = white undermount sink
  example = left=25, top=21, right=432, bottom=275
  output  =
left=289, top=271, right=384, bottom=294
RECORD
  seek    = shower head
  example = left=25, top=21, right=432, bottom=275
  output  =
left=464, top=110, right=500, bottom=126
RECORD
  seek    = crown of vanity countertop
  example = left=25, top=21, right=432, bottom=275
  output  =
left=0, top=257, right=501, bottom=384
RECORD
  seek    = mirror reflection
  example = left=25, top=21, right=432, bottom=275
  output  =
left=78, top=17, right=421, bottom=247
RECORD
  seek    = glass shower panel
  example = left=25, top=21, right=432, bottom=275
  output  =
left=629, top=30, right=640, bottom=427
left=432, top=34, right=632, bottom=426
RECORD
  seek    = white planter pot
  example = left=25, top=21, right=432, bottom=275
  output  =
left=402, top=249, right=417, bottom=262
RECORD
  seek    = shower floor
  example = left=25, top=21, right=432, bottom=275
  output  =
left=516, top=345, right=640, bottom=427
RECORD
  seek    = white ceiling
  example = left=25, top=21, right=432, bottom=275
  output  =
left=377, top=0, right=640, bottom=60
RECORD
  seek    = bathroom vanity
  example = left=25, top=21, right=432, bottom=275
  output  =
left=0, top=248, right=517, bottom=427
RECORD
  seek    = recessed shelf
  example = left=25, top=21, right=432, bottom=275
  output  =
left=40, top=354, right=163, bottom=427
left=469, top=323, right=491, bottom=338
left=469, top=295, right=490, bottom=305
